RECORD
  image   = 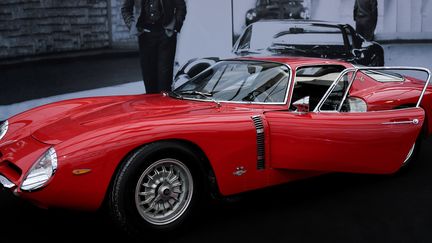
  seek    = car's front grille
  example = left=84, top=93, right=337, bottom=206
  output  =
left=252, top=116, right=265, bottom=170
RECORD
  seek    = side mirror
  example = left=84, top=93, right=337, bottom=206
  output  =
left=292, top=96, right=310, bottom=113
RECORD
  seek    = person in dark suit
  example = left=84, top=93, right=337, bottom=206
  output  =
left=353, top=0, right=378, bottom=41
left=122, top=0, right=187, bottom=94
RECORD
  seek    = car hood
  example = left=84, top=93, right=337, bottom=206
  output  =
left=13, top=95, right=215, bottom=145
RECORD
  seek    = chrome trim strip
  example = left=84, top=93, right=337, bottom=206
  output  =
left=314, top=67, right=431, bottom=112
left=252, top=115, right=265, bottom=170
left=313, top=69, right=353, bottom=112
left=337, top=69, right=359, bottom=112
left=382, top=119, right=420, bottom=125
left=0, top=174, right=15, bottom=189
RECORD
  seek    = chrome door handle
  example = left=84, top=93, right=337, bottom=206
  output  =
left=383, top=119, right=419, bottom=125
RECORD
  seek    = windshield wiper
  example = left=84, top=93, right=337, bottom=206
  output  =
left=179, top=90, right=213, bottom=97
left=178, top=90, right=221, bottom=107
left=169, top=90, right=184, bottom=99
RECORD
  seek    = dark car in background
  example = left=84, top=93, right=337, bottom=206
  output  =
left=175, top=20, right=385, bottom=87
left=234, top=20, right=384, bottom=66
left=246, top=0, right=309, bottom=26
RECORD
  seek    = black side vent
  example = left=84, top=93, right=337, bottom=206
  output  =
left=252, top=116, right=265, bottom=170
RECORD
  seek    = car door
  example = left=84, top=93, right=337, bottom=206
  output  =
left=265, top=108, right=424, bottom=174
left=265, top=67, right=429, bottom=174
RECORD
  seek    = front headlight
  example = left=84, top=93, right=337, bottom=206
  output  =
left=21, top=147, right=58, bottom=191
left=0, top=120, right=8, bottom=140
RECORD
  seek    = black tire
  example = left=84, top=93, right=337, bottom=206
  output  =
left=108, top=141, right=204, bottom=238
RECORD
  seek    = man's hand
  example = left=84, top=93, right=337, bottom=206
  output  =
left=121, top=0, right=135, bottom=30
left=174, top=0, right=187, bottom=32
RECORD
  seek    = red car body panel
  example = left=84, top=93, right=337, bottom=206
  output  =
left=0, top=57, right=430, bottom=211
left=266, top=108, right=424, bottom=173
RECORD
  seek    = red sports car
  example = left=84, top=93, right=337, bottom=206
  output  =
left=0, top=57, right=431, bottom=236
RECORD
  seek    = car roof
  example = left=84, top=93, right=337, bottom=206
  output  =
left=231, top=56, right=353, bottom=69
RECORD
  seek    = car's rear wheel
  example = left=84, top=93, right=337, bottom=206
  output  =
left=108, top=142, right=203, bottom=238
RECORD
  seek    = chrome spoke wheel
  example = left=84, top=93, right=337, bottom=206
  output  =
left=135, top=158, right=193, bottom=226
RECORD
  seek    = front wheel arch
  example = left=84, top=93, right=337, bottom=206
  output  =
left=107, top=140, right=216, bottom=236
left=101, top=140, right=221, bottom=235
left=103, top=139, right=220, bottom=209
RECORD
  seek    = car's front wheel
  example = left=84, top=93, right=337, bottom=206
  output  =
left=108, top=142, right=202, bottom=237
left=135, top=158, right=193, bottom=226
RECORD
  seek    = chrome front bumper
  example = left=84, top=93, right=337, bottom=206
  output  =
left=0, top=174, right=15, bottom=189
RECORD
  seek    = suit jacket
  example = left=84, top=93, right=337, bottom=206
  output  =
left=121, top=0, right=187, bottom=33
left=354, top=0, right=378, bottom=25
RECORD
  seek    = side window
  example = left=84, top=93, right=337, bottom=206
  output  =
left=320, top=72, right=352, bottom=111
left=318, top=68, right=430, bottom=113
left=290, top=65, right=346, bottom=112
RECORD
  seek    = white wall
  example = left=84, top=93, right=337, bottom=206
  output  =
left=175, top=0, right=432, bottom=68
left=310, top=0, right=432, bottom=41
left=176, top=0, right=234, bottom=66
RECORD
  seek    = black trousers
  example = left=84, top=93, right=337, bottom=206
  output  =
left=138, top=29, right=177, bottom=94
left=356, top=19, right=376, bottom=41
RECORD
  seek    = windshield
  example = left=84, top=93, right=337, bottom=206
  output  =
left=237, top=22, right=345, bottom=52
left=174, top=60, right=290, bottom=103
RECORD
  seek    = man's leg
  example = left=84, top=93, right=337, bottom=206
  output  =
left=138, top=32, right=159, bottom=94
left=356, top=20, right=374, bottom=41
left=157, top=33, right=177, bottom=92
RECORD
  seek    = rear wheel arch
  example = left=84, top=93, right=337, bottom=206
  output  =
left=391, top=104, right=426, bottom=171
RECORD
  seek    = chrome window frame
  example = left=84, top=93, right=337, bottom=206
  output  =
left=288, top=64, right=349, bottom=111
left=313, top=67, right=432, bottom=113
left=174, top=59, right=293, bottom=106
